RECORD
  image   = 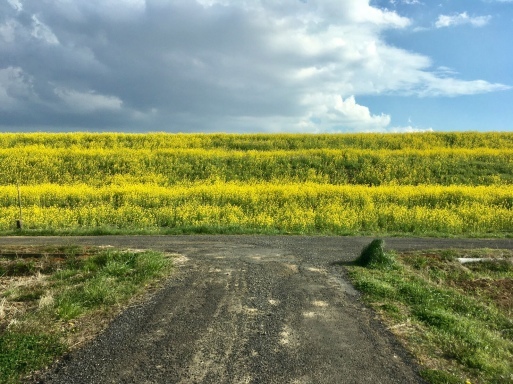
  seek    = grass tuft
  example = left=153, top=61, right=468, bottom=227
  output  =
left=355, top=239, right=397, bottom=269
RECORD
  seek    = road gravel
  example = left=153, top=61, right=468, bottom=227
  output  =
left=2, top=235, right=512, bottom=384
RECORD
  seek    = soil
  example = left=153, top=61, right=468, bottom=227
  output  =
left=1, top=235, right=512, bottom=384
left=458, top=277, right=513, bottom=313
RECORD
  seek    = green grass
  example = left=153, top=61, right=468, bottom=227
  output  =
left=346, top=241, right=513, bottom=384
left=0, top=247, right=174, bottom=384
left=0, top=333, right=66, bottom=384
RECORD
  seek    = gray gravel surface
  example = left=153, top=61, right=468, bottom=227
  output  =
left=3, top=235, right=512, bottom=384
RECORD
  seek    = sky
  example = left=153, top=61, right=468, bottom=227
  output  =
left=0, top=0, right=512, bottom=133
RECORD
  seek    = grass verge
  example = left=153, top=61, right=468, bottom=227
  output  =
left=0, top=246, right=175, bottom=384
left=346, top=241, right=513, bottom=384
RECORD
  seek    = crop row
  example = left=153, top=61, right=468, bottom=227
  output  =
left=2, top=132, right=513, bottom=150
left=2, top=147, right=513, bottom=186
left=1, top=183, right=511, bottom=234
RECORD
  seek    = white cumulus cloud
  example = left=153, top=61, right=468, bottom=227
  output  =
left=330, top=95, right=391, bottom=130
left=299, top=94, right=392, bottom=132
left=435, top=12, right=492, bottom=28
left=54, top=88, right=123, bottom=113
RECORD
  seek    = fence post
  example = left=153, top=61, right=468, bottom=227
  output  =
left=16, top=182, right=22, bottom=230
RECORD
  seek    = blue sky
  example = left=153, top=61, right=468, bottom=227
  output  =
left=0, top=0, right=511, bottom=133
left=365, top=0, right=513, bottom=131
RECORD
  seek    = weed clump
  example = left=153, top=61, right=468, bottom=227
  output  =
left=355, top=239, right=396, bottom=269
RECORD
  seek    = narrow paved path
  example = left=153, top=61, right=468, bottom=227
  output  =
left=4, top=236, right=511, bottom=384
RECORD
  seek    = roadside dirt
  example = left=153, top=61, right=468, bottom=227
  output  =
left=2, top=235, right=512, bottom=384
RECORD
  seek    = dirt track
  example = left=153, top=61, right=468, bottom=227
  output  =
left=3, top=235, right=512, bottom=384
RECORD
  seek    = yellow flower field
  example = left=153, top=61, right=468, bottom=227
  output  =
left=1, top=132, right=512, bottom=235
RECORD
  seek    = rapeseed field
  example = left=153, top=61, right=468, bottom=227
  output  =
left=1, top=132, right=512, bottom=236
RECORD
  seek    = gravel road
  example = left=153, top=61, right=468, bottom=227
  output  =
left=4, top=235, right=512, bottom=384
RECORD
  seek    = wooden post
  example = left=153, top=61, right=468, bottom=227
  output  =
left=16, top=182, right=22, bottom=230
